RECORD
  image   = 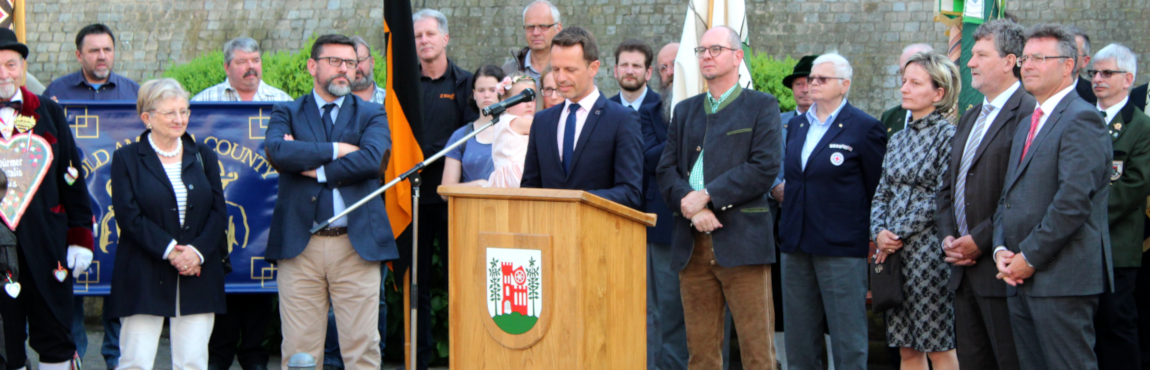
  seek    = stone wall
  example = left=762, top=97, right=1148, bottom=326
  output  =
left=24, top=0, right=1150, bottom=117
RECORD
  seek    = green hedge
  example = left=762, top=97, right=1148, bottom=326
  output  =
left=164, top=37, right=387, bottom=99
left=746, top=51, right=799, bottom=113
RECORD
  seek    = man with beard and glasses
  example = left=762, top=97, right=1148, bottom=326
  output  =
left=190, top=36, right=290, bottom=370
left=348, top=36, right=386, bottom=105
left=610, top=39, right=660, bottom=111
left=655, top=43, right=679, bottom=122
left=263, top=34, right=396, bottom=370
left=43, top=22, right=138, bottom=370
left=0, top=27, right=97, bottom=370
left=192, top=37, right=292, bottom=103
left=45, top=23, right=139, bottom=101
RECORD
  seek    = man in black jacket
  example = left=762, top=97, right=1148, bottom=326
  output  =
left=502, top=0, right=562, bottom=85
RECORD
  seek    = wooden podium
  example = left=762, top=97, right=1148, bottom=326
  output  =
left=439, top=186, right=656, bottom=369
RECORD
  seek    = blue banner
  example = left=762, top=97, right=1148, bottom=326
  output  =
left=66, top=101, right=280, bottom=294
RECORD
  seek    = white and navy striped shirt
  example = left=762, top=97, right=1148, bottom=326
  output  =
left=161, top=162, right=188, bottom=226
left=190, top=78, right=293, bottom=102
left=367, top=84, right=387, bottom=104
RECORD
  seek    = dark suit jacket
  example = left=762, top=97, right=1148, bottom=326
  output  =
left=657, top=89, right=782, bottom=270
left=779, top=102, right=887, bottom=258
left=1106, top=102, right=1150, bottom=268
left=937, top=86, right=1036, bottom=296
left=993, top=90, right=1113, bottom=297
left=609, top=88, right=661, bottom=109
left=264, top=93, right=397, bottom=262
left=639, top=100, right=673, bottom=244
left=107, top=133, right=227, bottom=318
left=1132, top=83, right=1148, bottom=111
left=1077, top=76, right=1098, bottom=105
left=521, top=94, right=644, bottom=209
left=880, top=105, right=908, bottom=137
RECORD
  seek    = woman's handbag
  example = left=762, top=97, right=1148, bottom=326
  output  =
left=196, top=153, right=233, bottom=275
left=869, top=249, right=904, bottom=313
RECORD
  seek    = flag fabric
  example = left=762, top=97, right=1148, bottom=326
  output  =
left=383, top=1, right=425, bottom=237
left=670, top=0, right=755, bottom=117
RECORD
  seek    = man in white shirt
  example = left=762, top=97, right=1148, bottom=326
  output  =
left=191, top=37, right=293, bottom=102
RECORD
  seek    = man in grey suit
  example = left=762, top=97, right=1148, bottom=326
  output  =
left=937, top=19, right=1031, bottom=370
left=993, top=24, right=1113, bottom=370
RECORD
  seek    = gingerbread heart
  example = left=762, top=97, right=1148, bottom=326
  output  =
left=54, top=268, right=67, bottom=282
left=5, top=281, right=20, bottom=298
left=0, top=133, right=54, bottom=230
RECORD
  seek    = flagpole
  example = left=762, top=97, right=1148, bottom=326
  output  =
left=14, top=0, right=25, bottom=86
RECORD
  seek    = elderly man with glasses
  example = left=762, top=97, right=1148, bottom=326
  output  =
left=503, top=0, right=563, bottom=84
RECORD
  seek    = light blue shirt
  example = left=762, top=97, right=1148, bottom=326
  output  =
left=801, top=98, right=848, bottom=170
left=312, top=90, right=348, bottom=227
left=619, top=86, right=648, bottom=111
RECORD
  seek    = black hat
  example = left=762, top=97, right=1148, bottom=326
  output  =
left=0, top=28, right=28, bottom=59
left=783, top=55, right=819, bottom=89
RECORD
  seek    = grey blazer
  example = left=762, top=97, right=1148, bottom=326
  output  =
left=937, top=86, right=1035, bottom=297
left=992, top=90, right=1114, bottom=297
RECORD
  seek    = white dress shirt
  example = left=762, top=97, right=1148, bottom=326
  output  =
left=312, top=90, right=349, bottom=227
left=1098, top=96, right=1129, bottom=125
left=801, top=98, right=848, bottom=170
left=965, top=82, right=1022, bottom=149
left=557, top=87, right=601, bottom=160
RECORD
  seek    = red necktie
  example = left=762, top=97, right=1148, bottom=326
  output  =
left=1021, top=107, right=1044, bottom=163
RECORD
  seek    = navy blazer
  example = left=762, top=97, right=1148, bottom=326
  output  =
left=609, top=88, right=661, bottom=109
left=107, top=133, right=227, bottom=318
left=263, top=93, right=397, bottom=262
left=779, top=102, right=887, bottom=258
left=638, top=99, right=673, bottom=244
left=521, top=94, right=644, bottom=208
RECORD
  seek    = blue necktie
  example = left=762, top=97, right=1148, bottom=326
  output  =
left=562, top=103, right=579, bottom=174
left=316, top=103, right=336, bottom=224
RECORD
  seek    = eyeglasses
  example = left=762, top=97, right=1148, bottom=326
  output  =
left=315, top=56, right=358, bottom=68
left=524, top=23, right=558, bottom=33
left=1086, top=69, right=1127, bottom=79
left=151, top=109, right=191, bottom=120
left=1016, top=54, right=1072, bottom=67
left=659, top=65, right=672, bottom=73
left=356, top=57, right=373, bottom=66
left=693, top=45, right=738, bottom=58
left=541, top=87, right=559, bottom=97
left=807, top=75, right=845, bottom=85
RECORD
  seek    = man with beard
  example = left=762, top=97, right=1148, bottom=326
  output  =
left=349, top=36, right=386, bottom=105
left=263, top=34, right=395, bottom=370
left=44, top=22, right=138, bottom=370
left=190, top=36, right=291, bottom=370
left=192, top=37, right=292, bottom=103
left=610, top=39, right=660, bottom=111
left=655, top=43, right=679, bottom=122
left=405, top=9, right=477, bottom=370
left=0, top=27, right=97, bottom=370
left=503, top=0, right=562, bottom=85
left=44, top=23, right=140, bottom=101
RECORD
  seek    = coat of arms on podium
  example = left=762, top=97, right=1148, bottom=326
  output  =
left=486, top=247, right=542, bottom=335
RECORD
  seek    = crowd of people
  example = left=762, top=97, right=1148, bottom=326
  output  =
left=2, top=1, right=1150, bottom=370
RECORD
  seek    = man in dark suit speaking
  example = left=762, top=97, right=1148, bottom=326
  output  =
left=993, top=24, right=1112, bottom=370
left=263, top=34, right=396, bottom=370
left=520, top=26, right=643, bottom=209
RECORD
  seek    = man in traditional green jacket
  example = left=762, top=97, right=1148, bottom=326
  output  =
left=1092, top=43, right=1150, bottom=369
left=878, top=43, right=934, bottom=136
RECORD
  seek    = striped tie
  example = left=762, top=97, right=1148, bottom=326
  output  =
left=955, top=104, right=994, bottom=235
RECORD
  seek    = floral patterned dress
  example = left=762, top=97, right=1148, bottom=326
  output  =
left=869, top=111, right=956, bottom=352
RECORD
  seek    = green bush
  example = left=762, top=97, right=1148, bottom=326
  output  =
left=746, top=52, right=799, bottom=113
left=164, top=36, right=387, bottom=99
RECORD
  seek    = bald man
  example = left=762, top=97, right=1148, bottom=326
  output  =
left=879, top=43, right=935, bottom=136
left=655, top=43, right=679, bottom=122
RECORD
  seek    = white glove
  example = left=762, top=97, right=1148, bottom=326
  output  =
left=67, top=246, right=94, bottom=278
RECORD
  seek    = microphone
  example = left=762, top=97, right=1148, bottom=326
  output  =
left=482, top=88, right=536, bottom=117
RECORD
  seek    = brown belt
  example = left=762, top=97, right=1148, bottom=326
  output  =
left=314, top=226, right=348, bottom=237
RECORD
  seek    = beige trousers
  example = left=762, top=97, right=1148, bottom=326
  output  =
left=277, top=234, right=382, bottom=370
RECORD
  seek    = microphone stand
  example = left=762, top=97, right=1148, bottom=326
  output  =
left=308, top=111, right=502, bottom=370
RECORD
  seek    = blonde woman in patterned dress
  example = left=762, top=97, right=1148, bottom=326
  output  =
left=870, top=51, right=961, bottom=370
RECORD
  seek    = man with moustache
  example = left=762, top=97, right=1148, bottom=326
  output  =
left=45, top=23, right=140, bottom=101
left=1067, top=26, right=1097, bottom=105
left=1089, top=43, right=1150, bottom=370
left=993, top=24, right=1112, bottom=369
left=349, top=36, right=386, bottom=105
left=655, top=43, right=679, bottom=121
left=879, top=43, right=935, bottom=136
left=503, top=0, right=562, bottom=84
left=263, top=34, right=395, bottom=370
left=0, top=28, right=97, bottom=370
left=193, top=37, right=292, bottom=103
left=191, top=36, right=291, bottom=370
left=405, top=9, right=477, bottom=370
left=610, top=39, right=660, bottom=111
left=936, top=19, right=1031, bottom=370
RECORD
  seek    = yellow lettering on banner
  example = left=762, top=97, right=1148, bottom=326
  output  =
left=203, top=136, right=278, bottom=179
left=81, top=149, right=112, bottom=178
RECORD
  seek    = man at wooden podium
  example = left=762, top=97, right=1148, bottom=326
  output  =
left=656, top=26, right=783, bottom=369
left=520, top=26, right=644, bottom=209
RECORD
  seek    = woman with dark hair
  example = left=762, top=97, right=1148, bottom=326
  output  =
left=440, top=65, right=503, bottom=198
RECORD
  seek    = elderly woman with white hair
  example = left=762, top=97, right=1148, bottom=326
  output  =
left=870, top=51, right=961, bottom=370
left=107, top=78, right=228, bottom=370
